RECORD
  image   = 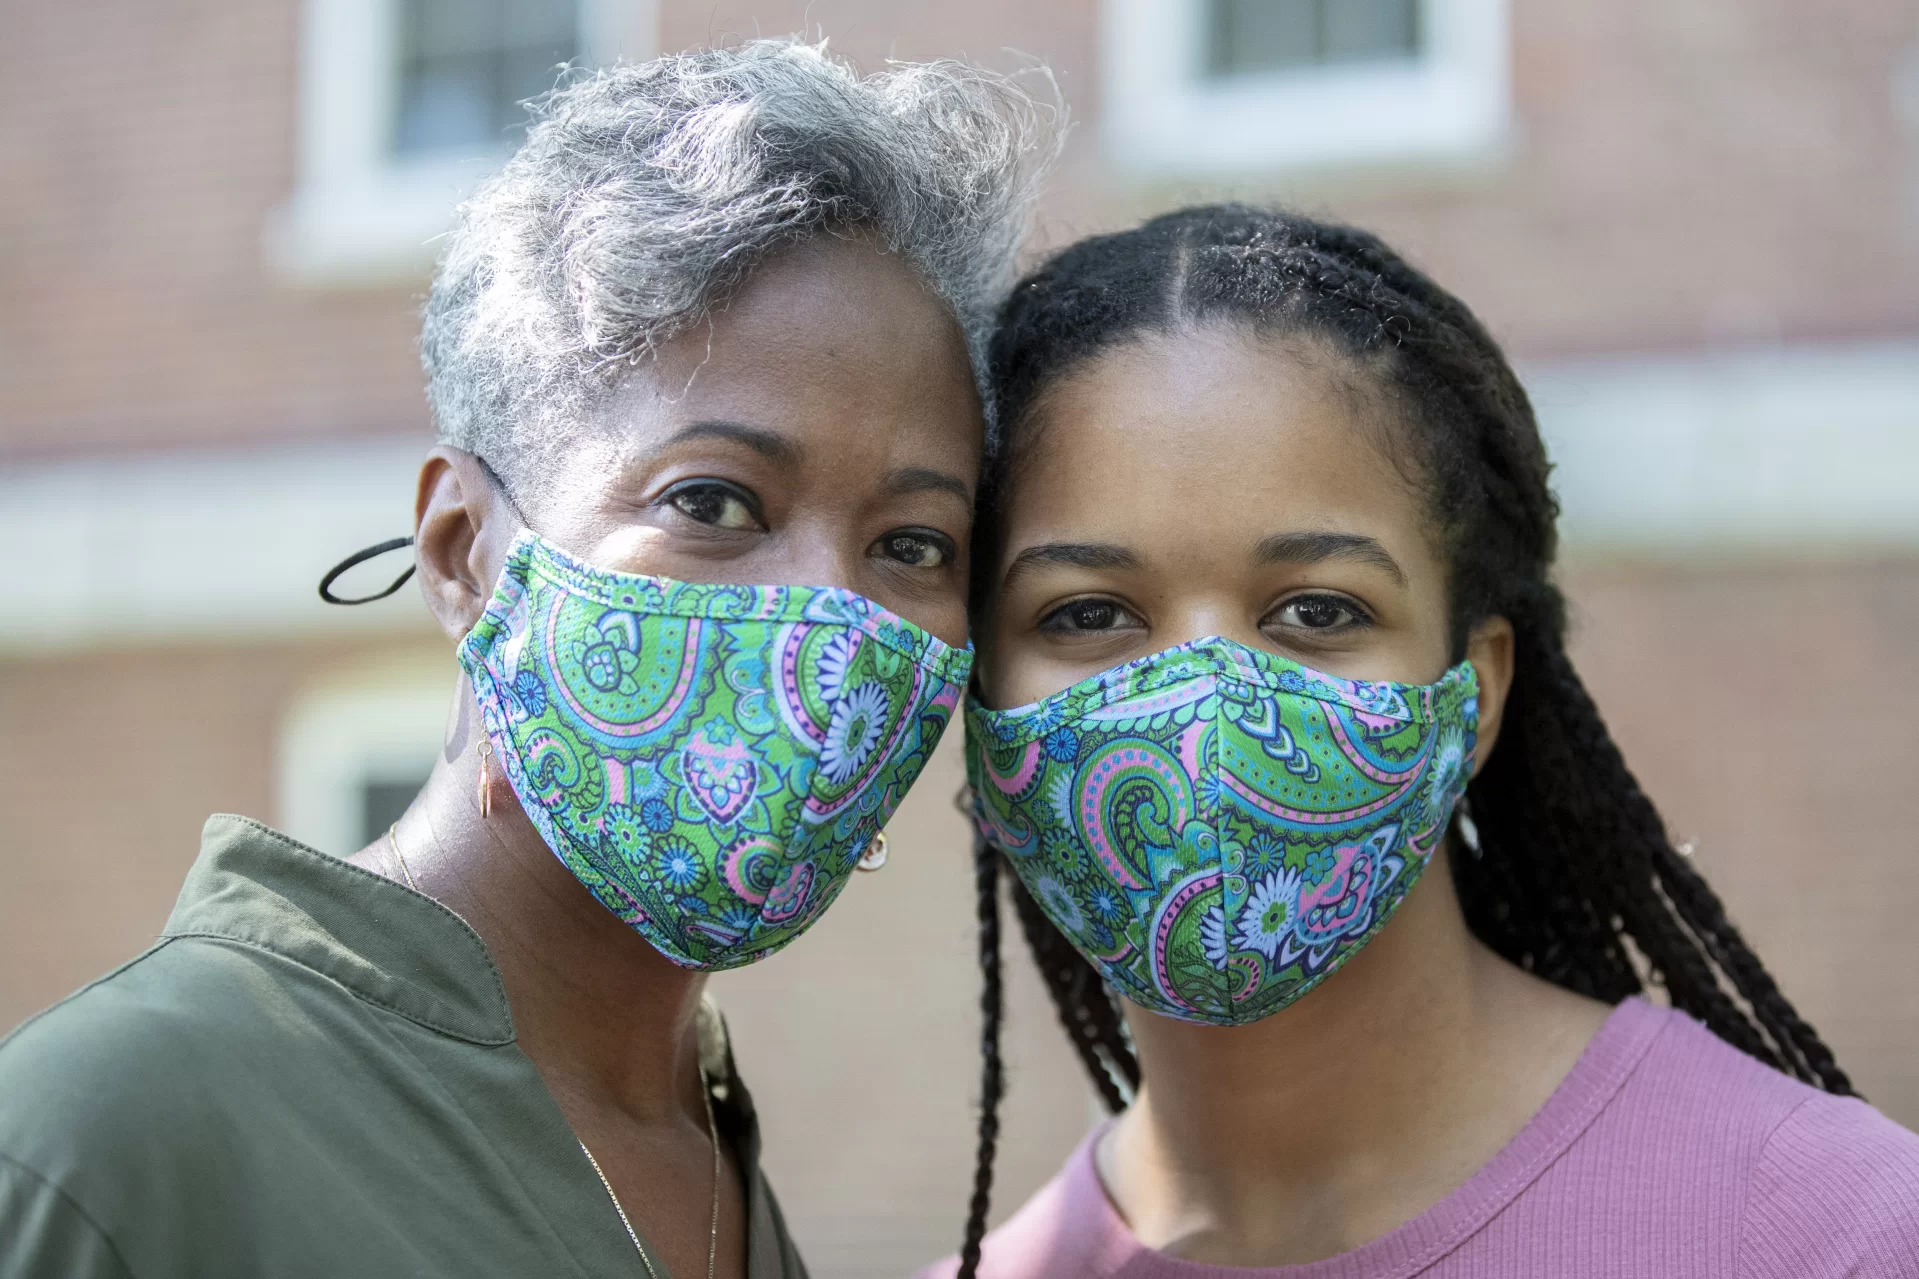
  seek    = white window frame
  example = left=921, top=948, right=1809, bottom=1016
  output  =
left=1100, top=0, right=1510, bottom=178
left=276, top=649, right=457, bottom=856
left=267, top=0, right=657, bottom=285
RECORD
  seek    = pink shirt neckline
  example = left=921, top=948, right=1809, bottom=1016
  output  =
left=1070, top=996, right=1670, bottom=1278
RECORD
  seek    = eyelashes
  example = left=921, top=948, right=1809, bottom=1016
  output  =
left=1034, top=592, right=1375, bottom=638
left=658, top=478, right=957, bottom=571
left=1268, top=593, right=1374, bottom=633
left=875, top=530, right=956, bottom=569
left=1037, top=598, right=1144, bottom=633
left=661, top=479, right=763, bottom=532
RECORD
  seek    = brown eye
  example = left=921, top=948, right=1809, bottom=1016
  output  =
left=875, top=530, right=952, bottom=569
left=1039, top=598, right=1142, bottom=633
left=1270, top=594, right=1370, bottom=632
left=666, top=481, right=762, bottom=531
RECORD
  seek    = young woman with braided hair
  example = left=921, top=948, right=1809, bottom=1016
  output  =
left=922, top=205, right=1919, bottom=1278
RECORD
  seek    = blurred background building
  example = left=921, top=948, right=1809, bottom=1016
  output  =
left=3, top=1, right=1917, bottom=1274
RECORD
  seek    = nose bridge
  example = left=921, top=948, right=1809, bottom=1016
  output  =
left=780, top=515, right=865, bottom=594
left=1201, top=650, right=1268, bottom=1025
left=1195, top=664, right=1227, bottom=828
left=1162, top=594, right=1268, bottom=652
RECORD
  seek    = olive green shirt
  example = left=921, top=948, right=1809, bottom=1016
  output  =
left=0, top=815, right=809, bottom=1279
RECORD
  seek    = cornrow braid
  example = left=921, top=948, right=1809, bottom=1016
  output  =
left=953, top=203, right=1851, bottom=1271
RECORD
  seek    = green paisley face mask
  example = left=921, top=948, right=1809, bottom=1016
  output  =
left=459, top=530, right=972, bottom=970
left=966, top=637, right=1477, bottom=1025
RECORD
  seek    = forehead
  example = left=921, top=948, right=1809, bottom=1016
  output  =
left=1004, top=324, right=1429, bottom=559
left=594, top=233, right=982, bottom=462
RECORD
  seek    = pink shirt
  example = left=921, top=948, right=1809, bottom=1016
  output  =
left=920, top=998, right=1919, bottom=1278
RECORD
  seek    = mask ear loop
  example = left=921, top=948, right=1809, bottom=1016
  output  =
left=318, top=537, right=415, bottom=605
left=316, top=455, right=528, bottom=607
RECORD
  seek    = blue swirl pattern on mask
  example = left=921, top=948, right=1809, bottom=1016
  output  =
left=461, top=530, right=971, bottom=970
left=966, top=636, right=1477, bottom=1025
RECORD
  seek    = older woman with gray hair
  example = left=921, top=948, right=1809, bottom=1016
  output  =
left=0, top=39, right=1051, bottom=1279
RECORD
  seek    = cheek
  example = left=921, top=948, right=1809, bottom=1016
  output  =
left=914, top=596, right=972, bottom=654
left=974, top=614, right=1052, bottom=711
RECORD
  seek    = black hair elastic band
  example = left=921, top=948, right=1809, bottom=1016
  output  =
left=318, top=536, right=416, bottom=605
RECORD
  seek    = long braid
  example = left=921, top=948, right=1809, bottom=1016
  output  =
left=957, top=833, right=1005, bottom=1279
left=954, top=202, right=1854, bottom=1260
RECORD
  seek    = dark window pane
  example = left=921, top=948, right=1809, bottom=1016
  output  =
left=503, top=0, right=578, bottom=48
left=499, top=47, right=567, bottom=132
left=1208, top=0, right=1318, bottom=76
left=361, top=778, right=427, bottom=848
left=411, top=0, right=500, bottom=59
left=1323, top=0, right=1420, bottom=63
left=393, top=0, right=577, bottom=154
left=395, top=54, right=496, bottom=152
left=1206, top=0, right=1420, bottom=78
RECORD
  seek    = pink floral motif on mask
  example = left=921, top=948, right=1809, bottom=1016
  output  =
left=680, top=722, right=756, bottom=827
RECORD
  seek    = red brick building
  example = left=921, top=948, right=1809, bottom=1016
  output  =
left=4, top=2, right=1917, bottom=1273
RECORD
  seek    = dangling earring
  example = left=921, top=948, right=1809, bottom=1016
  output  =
left=1454, top=795, right=1482, bottom=858
left=856, top=830, right=889, bottom=872
left=476, top=737, right=494, bottom=819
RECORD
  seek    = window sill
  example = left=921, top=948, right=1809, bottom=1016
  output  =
left=1104, top=60, right=1511, bottom=179
left=264, top=153, right=503, bottom=288
left=1101, top=0, right=1511, bottom=181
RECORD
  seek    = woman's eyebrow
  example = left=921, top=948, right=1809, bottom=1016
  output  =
left=885, top=466, right=973, bottom=504
left=663, top=419, right=802, bottom=467
left=1253, top=530, right=1406, bottom=585
left=1002, top=541, right=1142, bottom=589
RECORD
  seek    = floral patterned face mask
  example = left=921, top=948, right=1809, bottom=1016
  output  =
left=459, top=530, right=972, bottom=970
left=966, top=637, right=1477, bottom=1026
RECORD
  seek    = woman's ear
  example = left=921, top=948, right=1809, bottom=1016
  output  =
left=1464, top=615, right=1516, bottom=777
left=413, top=447, right=518, bottom=641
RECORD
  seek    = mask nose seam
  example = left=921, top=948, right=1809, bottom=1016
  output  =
left=1201, top=672, right=1238, bottom=1022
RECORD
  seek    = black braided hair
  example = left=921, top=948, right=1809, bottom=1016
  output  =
left=952, top=204, right=1850, bottom=1274
left=959, top=831, right=1004, bottom=1278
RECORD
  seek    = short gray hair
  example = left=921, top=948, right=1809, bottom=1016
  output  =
left=422, top=38, right=1057, bottom=487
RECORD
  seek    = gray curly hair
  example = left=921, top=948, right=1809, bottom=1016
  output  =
left=422, top=38, right=1057, bottom=489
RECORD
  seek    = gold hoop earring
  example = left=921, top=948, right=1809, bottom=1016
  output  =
left=856, top=830, right=889, bottom=873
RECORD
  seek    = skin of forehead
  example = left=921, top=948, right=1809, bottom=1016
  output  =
left=527, top=231, right=982, bottom=523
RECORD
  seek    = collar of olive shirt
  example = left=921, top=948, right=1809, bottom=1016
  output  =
left=160, top=814, right=802, bottom=1277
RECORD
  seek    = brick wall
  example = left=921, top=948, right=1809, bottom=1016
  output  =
left=5, top=0, right=1915, bottom=459
left=0, top=0, right=426, bottom=457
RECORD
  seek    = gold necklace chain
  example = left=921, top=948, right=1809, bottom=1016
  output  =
left=385, top=825, right=420, bottom=892
left=388, top=824, right=720, bottom=1277
left=580, top=1065, right=720, bottom=1279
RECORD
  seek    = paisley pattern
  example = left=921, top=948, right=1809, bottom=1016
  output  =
left=461, top=531, right=971, bottom=969
left=967, top=637, right=1477, bottom=1025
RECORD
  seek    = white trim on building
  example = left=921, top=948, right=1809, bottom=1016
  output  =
left=1, top=435, right=438, bottom=652
left=1100, top=0, right=1510, bottom=178
left=1, top=339, right=1915, bottom=655
left=1525, top=341, right=1919, bottom=555
left=267, top=0, right=658, bottom=285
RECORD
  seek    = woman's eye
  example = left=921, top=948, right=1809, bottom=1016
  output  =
left=875, top=530, right=952, bottom=569
left=665, top=482, right=762, bottom=532
left=1269, top=594, right=1370, bottom=632
left=1039, top=598, right=1141, bottom=633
